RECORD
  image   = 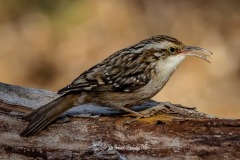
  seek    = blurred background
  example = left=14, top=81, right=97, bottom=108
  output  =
left=0, top=0, right=239, bottom=118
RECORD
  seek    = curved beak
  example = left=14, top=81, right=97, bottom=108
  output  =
left=179, top=46, right=213, bottom=63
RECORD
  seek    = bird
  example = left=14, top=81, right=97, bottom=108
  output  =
left=20, top=35, right=212, bottom=137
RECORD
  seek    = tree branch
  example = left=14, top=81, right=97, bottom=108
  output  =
left=0, top=82, right=240, bottom=159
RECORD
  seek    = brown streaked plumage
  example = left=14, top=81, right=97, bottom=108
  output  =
left=20, top=35, right=212, bottom=137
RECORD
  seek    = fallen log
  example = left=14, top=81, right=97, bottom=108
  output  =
left=0, top=82, right=240, bottom=159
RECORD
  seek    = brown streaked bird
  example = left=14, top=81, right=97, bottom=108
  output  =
left=20, top=35, right=212, bottom=137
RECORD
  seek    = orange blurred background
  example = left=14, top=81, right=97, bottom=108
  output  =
left=0, top=0, right=239, bottom=118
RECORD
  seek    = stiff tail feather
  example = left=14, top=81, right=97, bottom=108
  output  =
left=20, top=94, right=78, bottom=137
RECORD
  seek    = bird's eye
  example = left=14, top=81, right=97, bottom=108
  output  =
left=169, top=47, right=175, bottom=53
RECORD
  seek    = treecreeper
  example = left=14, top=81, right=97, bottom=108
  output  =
left=20, top=35, right=212, bottom=137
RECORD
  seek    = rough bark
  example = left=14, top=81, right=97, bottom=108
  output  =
left=0, top=82, right=240, bottom=160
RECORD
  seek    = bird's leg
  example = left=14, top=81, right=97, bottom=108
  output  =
left=114, top=105, right=155, bottom=129
left=113, top=105, right=148, bottom=118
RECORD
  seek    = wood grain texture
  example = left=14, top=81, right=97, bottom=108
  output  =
left=0, top=82, right=240, bottom=160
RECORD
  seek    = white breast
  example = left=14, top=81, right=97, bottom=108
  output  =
left=136, top=55, right=185, bottom=99
left=156, top=55, right=185, bottom=82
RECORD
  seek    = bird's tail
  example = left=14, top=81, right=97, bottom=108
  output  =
left=20, top=94, right=78, bottom=137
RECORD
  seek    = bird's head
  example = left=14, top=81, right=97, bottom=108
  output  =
left=144, top=35, right=212, bottom=63
left=136, top=35, right=213, bottom=77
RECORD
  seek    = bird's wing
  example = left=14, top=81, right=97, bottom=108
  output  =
left=58, top=48, right=156, bottom=94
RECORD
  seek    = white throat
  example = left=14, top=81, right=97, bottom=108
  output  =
left=156, top=55, right=185, bottom=81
